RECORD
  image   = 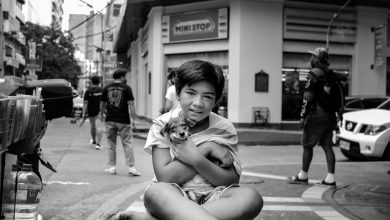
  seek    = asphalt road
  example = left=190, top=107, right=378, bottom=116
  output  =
left=37, top=118, right=390, bottom=220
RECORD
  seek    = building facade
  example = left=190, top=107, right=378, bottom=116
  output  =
left=1, top=0, right=26, bottom=78
left=112, top=0, right=390, bottom=125
left=22, top=0, right=64, bottom=29
left=69, top=12, right=104, bottom=91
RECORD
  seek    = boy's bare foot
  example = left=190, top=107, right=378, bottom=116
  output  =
left=111, top=211, right=158, bottom=220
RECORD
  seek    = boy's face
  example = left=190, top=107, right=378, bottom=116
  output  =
left=178, top=80, right=216, bottom=124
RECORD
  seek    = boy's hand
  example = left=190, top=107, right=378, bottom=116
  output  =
left=171, top=139, right=202, bottom=166
left=199, top=142, right=233, bottom=168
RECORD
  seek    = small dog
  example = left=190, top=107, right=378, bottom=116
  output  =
left=160, top=116, right=191, bottom=143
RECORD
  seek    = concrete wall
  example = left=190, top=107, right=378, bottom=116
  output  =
left=353, top=6, right=388, bottom=96
left=229, top=0, right=284, bottom=123
left=148, top=7, right=164, bottom=119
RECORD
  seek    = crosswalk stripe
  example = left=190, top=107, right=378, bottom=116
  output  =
left=125, top=200, right=146, bottom=213
left=43, top=180, right=90, bottom=185
left=263, top=197, right=324, bottom=203
left=263, top=205, right=313, bottom=211
left=241, top=171, right=321, bottom=184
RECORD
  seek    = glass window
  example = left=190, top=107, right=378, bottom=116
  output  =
left=281, top=68, right=349, bottom=121
left=362, top=98, right=387, bottom=109
left=113, top=4, right=121, bottom=17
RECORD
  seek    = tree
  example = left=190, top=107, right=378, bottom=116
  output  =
left=22, top=22, right=81, bottom=88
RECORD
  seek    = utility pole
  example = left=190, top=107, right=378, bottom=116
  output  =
left=0, top=1, right=4, bottom=77
left=101, top=12, right=105, bottom=88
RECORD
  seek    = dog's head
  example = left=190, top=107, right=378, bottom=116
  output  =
left=160, top=117, right=190, bottom=143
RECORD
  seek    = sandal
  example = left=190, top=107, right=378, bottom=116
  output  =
left=287, top=175, right=309, bottom=185
left=319, top=180, right=336, bottom=188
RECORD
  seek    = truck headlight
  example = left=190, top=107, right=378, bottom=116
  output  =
left=365, top=125, right=388, bottom=135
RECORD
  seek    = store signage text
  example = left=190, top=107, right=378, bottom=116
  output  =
left=162, top=8, right=228, bottom=43
left=173, top=18, right=215, bottom=36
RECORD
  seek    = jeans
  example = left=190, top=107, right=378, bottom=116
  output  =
left=105, top=121, right=135, bottom=167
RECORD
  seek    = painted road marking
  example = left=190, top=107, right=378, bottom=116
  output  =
left=242, top=170, right=321, bottom=184
left=264, top=197, right=324, bottom=203
left=43, top=180, right=90, bottom=185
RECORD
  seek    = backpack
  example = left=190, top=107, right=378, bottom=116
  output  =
left=309, top=68, right=345, bottom=115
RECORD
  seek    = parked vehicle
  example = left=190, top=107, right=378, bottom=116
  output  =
left=343, top=95, right=389, bottom=113
left=71, top=96, right=83, bottom=123
left=1, top=77, right=74, bottom=217
left=338, top=98, right=390, bottom=161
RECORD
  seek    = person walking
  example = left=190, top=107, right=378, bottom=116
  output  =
left=100, top=69, right=141, bottom=176
left=82, top=75, right=103, bottom=150
left=288, top=47, right=344, bottom=188
left=160, top=69, right=179, bottom=114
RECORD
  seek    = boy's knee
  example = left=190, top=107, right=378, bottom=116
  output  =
left=236, top=187, right=263, bottom=218
left=246, top=188, right=263, bottom=211
left=144, top=183, right=172, bottom=205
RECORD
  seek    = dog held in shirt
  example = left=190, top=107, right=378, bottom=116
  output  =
left=160, top=116, right=191, bottom=145
left=160, top=116, right=232, bottom=204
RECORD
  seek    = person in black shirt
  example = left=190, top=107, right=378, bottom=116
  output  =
left=288, top=47, right=339, bottom=188
left=83, top=75, right=103, bottom=149
left=100, top=69, right=140, bottom=176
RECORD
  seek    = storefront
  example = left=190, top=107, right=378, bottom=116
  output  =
left=115, top=0, right=389, bottom=125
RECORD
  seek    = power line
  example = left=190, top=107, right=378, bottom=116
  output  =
left=66, top=0, right=115, bottom=33
left=72, top=26, right=116, bottom=40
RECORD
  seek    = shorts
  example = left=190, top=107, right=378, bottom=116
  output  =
left=143, top=183, right=238, bottom=214
left=301, top=112, right=336, bottom=147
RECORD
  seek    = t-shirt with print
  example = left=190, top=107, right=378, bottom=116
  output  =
left=101, top=82, right=134, bottom=124
left=84, top=86, right=103, bottom=117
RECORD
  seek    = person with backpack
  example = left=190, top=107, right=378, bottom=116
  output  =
left=82, top=75, right=104, bottom=149
left=288, top=47, right=344, bottom=188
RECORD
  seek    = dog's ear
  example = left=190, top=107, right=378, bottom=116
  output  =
left=160, top=120, right=171, bottom=137
left=160, top=123, right=167, bottom=137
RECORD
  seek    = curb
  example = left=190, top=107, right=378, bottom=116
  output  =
left=321, top=183, right=359, bottom=220
left=87, top=181, right=150, bottom=220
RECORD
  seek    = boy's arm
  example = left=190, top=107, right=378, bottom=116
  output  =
left=151, top=146, right=198, bottom=185
left=82, top=100, right=88, bottom=119
left=193, top=142, right=239, bottom=186
left=172, top=141, right=239, bottom=186
left=100, top=101, right=106, bottom=121
left=128, top=100, right=137, bottom=126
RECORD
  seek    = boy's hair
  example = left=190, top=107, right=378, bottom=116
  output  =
left=113, top=68, right=127, bottom=79
left=174, top=60, right=225, bottom=101
left=91, top=75, right=100, bottom=85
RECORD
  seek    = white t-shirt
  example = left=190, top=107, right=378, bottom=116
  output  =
left=165, top=85, right=179, bottom=110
